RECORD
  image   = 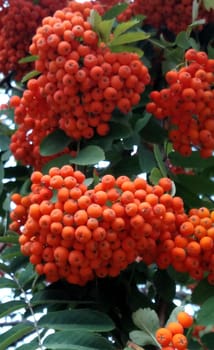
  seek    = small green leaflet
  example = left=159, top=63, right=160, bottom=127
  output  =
left=71, top=145, right=105, bottom=166
left=18, top=55, right=39, bottom=64
left=21, top=70, right=40, bottom=83
left=110, top=31, right=150, bottom=46
left=113, top=19, right=141, bottom=38
left=197, top=297, right=214, bottom=326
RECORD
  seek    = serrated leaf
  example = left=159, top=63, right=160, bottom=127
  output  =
left=102, top=3, right=128, bottom=20
left=40, top=129, right=71, bottom=156
left=18, top=55, right=39, bottom=64
left=43, top=330, right=115, bottom=350
left=21, top=70, right=40, bottom=83
left=197, top=297, right=214, bottom=326
left=38, top=309, right=115, bottom=332
left=129, top=330, right=158, bottom=347
left=110, top=31, right=150, bottom=46
left=71, top=145, right=105, bottom=166
left=0, top=321, right=34, bottom=350
left=0, top=300, right=26, bottom=319
left=114, top=19, right=140, bottom=38
left=202, top=0, right=214, bottom=11
left=131, top=308, right=160, bottom=347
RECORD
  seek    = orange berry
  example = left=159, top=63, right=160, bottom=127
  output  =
left=177, top=311, right=193, bottom=328
left=155, top=328, right=172, bottom=346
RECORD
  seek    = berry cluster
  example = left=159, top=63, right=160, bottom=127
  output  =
left=9, top=168, right=184, bottom=285
left=0, top=0, right=67, bottom=80
left=147, top=49, right=214, bottom=158
left=9, top=83, right=76, bottom=170
left=9, top=1, right=150, bottom=168
left=27, top=1, right=150, bottom=139
left=95, top=0, right=214, bottom=34
left=155, top=311, right=193, bottom=350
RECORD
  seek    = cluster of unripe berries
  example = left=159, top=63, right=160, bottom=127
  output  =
left=155, top=311, right=193, bottom=350
left=95, top=0, right=214, bottom=34
left=9, top=0, right=150, bottom=168
left=10, top=166, right=214, bottom=286
left=0, top=0, right=67, bottom=80
left=147, top=49, right=214, bottom=158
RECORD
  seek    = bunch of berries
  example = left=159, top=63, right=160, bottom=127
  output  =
left=155, top=311, right=193, bottom=350
left=9, top=167, right=187, bottom=285
left=0, top=0, right=67, bottom=80
left=147, top=49, right=214, bottom=158
left=9, top=1, right=150, bottom=168
left=9, top=83, right=76, bottom=170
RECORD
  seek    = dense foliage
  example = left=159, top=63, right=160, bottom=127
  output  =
left=0, top=0, right=214, bottom=349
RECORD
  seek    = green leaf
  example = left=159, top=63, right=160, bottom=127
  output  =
left=208, top=43, right=214, bottom=58
left=192, top=0, right=200, bottom=22
left=18, top=55, right=39, bottom=63
left=0, top=161, right=4, bottom=196
left=201, top=333, right=214, bottom=348
left=1, top=244, right=22, bottom=260
left=42, top=154, right=74, bottom=173
left=138, top=144, right=156, bottom=173
left=109, top=44, right=144, bottom=57
left=175, top=31, right=191, bottom=49
left=192, top=279, right=214, bottom=305
left=71, top=145, right=105, bottom=166
left=197, top=297, right=214, bottom=326
left=110, top=31, right=150, bottom=46
left=0, top=300, right=26, bottom=318
left=0, top=233, right=19, bottom=244
left=149, top=167, right=162, bottom=185
left=165, top=306, right=185, bottom=326
left=97, top=19, right=115, bottom=43
left=129, top=330, right=158, bottom=347
left=89, top=10, right=102, bottom=34
left=131, top=308, right=160, bottom=347
left=40, top=129, right=71, bottom=156
left=114, top=19, right=141, bottom=37
left=0, top=321, right=34, bottom=350
left=0, top=134, right=10, bottom=151
left=153, top=270, right=176, bottom=302
left=43, top=330, right=115, bottom=350
left=21, top=70, right=40, bottom=83
left=38, top=309, right=115, bottom=332
left=0, top=277, right=17, bottom=289
left=15, top=338, right=40, bottom=350
left=102, top=3, right=128, bottom=20
left=134, top=113, right=152, bottom=133
left=202, top=0, right=214, bottom=11
left=169, top=151, right=214, bottom=169
left=175, top=174, right=214, bottom=195
left=109, top=122, right=132, bottom=139
left=188, top=18, right=206, bottom=28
